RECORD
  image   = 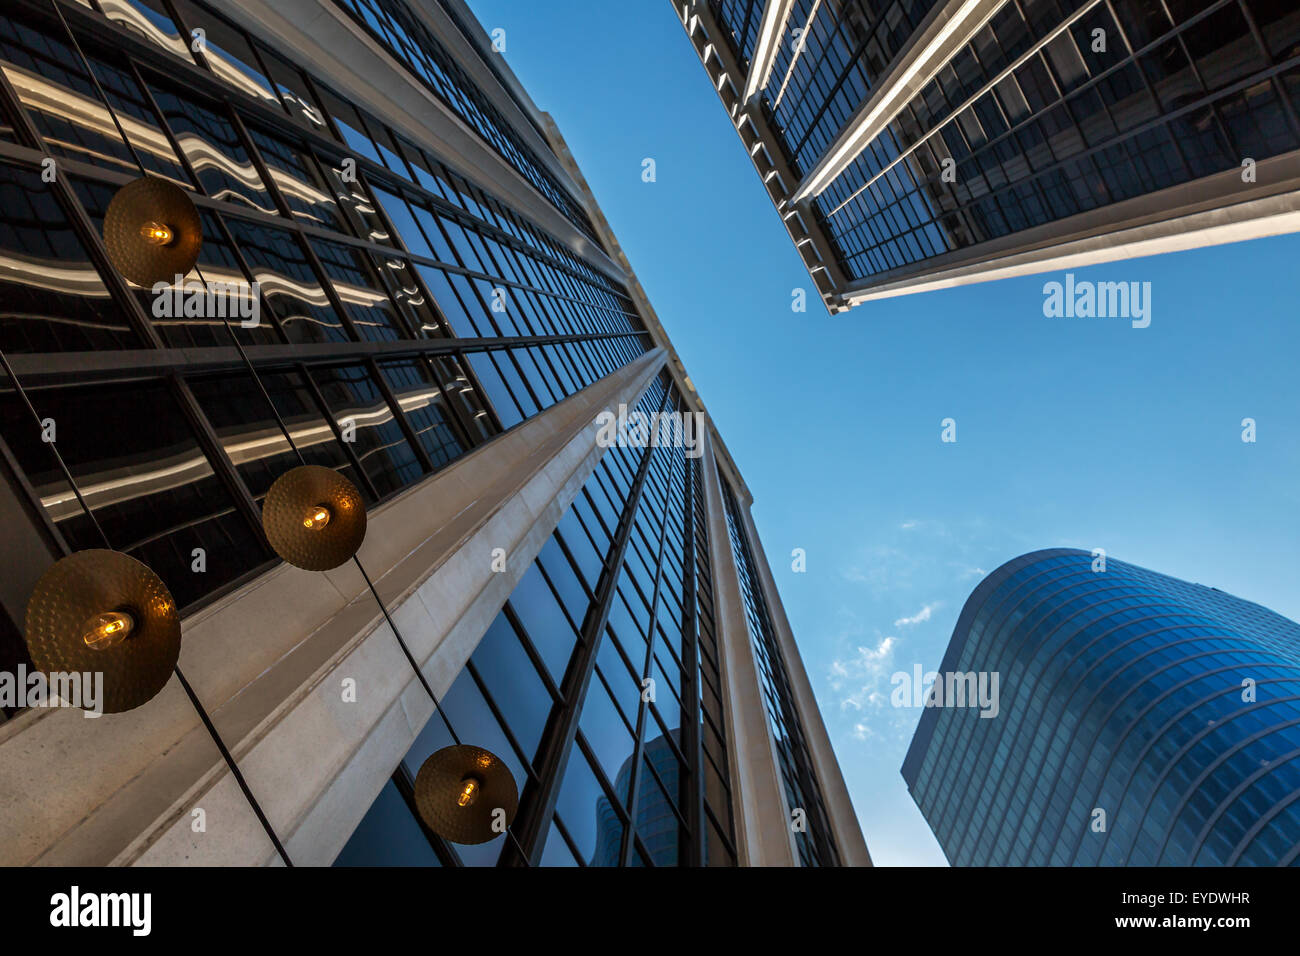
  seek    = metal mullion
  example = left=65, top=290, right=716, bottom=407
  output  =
left=547, top=811, right=586, bottom=865
left=126, top=59, right=313, bottom=351
left=125, top=62, right=296, bottom=350
left=701, top=797, right=740, bottom=863
left=451, top=347, right=508, bottom=435
left=365, top=356, right=434, bottom=475
left=0, top=427, right=70, bottom=557
left=127, top=57, right=200, bottom=187
left=436, top=251, right=548, bottom=415
left=786, top=18, right=878, bottom=162
left=864, top=51, right=1300, bottom=282
left=342, top=186, right=430, bottom=343
left=6, top=52, right=602, bottom=315
left=292, top=226, right=371, bottom=346
left=363, top=189, right=460, bottom=341
left=503, top=432, right=660, bottom=866
left=498, top=602, right=568, bottom=707
left=375, top=168, right=609, bottom=300
left=206, top=210, right=293, bottom=345
left=570, top=728, right=638, bottom=849
left=728, top=493, right=839, bottom=865
left=544, top=524, right=599, bottom=632
left=477, top=226, right=576, bottom=402
left=0, top=47, right=45, bottom=154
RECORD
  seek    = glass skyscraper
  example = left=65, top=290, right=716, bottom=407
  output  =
left=903, top=548, right=1300, bottom=866
left=0, top=0, right=868, bottom=867
left=677, top=0, right=1300, bottom=310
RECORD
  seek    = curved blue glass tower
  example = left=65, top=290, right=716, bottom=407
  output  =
left=902, top=549, right=1300, bottom=866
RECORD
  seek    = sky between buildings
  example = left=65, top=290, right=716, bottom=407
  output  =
left=468, top=0, right=1300, bottom=866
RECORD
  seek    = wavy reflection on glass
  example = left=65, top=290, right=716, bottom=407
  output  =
left=97, top=0, right=190, bottom=60
left=37, top=386, right=445, bottom=522
left=2, top=65, right=332, bottom=216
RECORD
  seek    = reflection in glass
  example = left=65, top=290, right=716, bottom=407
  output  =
left=255, top=42, right=327, bottom=129
left=592, top=734, right=683, bottom=866
left=146, top=80, right=276, bottom=214
left=97, top=0, right=192, bottom=62
left=0, top=12, right=189, bottom=184
left=72, top=177, right=278, bottom=348
left=0, top=165, right=139, bottom=353
left=169, top=0, right=280, bottom=109
left=312, top=238, right=405, bottom=341
left=223, top=214, right=349, bottom=344
left=433, top=354, right=493, bottom=441
left=376, top=360, right=462, bottom=468
left=0, top=379, right=267, bottom=608
left=245, top=124, right=347, bottom=230
left=187, top=367, right=362, bottom=502
left=310, top=363, right=422, bottom=497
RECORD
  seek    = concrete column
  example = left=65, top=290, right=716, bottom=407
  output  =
left=735, top=498, right=873, bottom=866
left=699, top=429, right=798, bottom=866
left=0, top=348, right=665, bottom=866
left=742, top=0, right=797, bottom=104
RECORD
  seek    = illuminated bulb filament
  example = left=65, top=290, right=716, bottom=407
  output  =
left=82, top=610, right=135, bottom=651
left=302, top=505, right=331, bottom=531
left=140, top=221, right=174, bottom=245
left=457, top=777, right=481, bottom=808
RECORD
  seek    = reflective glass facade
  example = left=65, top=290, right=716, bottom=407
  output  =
left=698, top=0, right=1300, bottom=295
left=903, top=549, right=1300, bottom=866
left=0, top=0, right=856, bottom=868
left=0, top=0, right=647, bottom=621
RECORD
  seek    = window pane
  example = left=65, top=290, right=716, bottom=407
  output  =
left=309, top=363, right=423, bottom=496
left=376, top=359, right=462, bottom=469
left=334, top=779, right=441, bottom=867
left=223, top=214, right=350, bottom=344
left=0, top=378, right=268, bottom=607
left=0, top=165, right=140, bottom=353
left=146, top=79, right=276, bottom=214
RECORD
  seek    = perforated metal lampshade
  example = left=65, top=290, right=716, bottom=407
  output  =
left=414, top=745, right=519, bottom=845
left=24, top=550, right=181, bottom=714
left=262, top=465, right=366, bottom=571
left=103, top=176, right=203, bottom=287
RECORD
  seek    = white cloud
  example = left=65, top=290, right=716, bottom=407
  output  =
left=828, top=635, right=896, bottom=714
left=893, top=602, right=940, bottom=629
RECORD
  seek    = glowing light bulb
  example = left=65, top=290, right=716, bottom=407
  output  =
left=140, top=221, right=174, bottom=245
left=82, top=610, right=135, bottom=651
left=302, top=505, right=331, bottom=531
left=457, top=776, right=481, bottom=808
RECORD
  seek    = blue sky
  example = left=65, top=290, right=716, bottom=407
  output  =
left=468, top=0, right=1300, bottom=865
